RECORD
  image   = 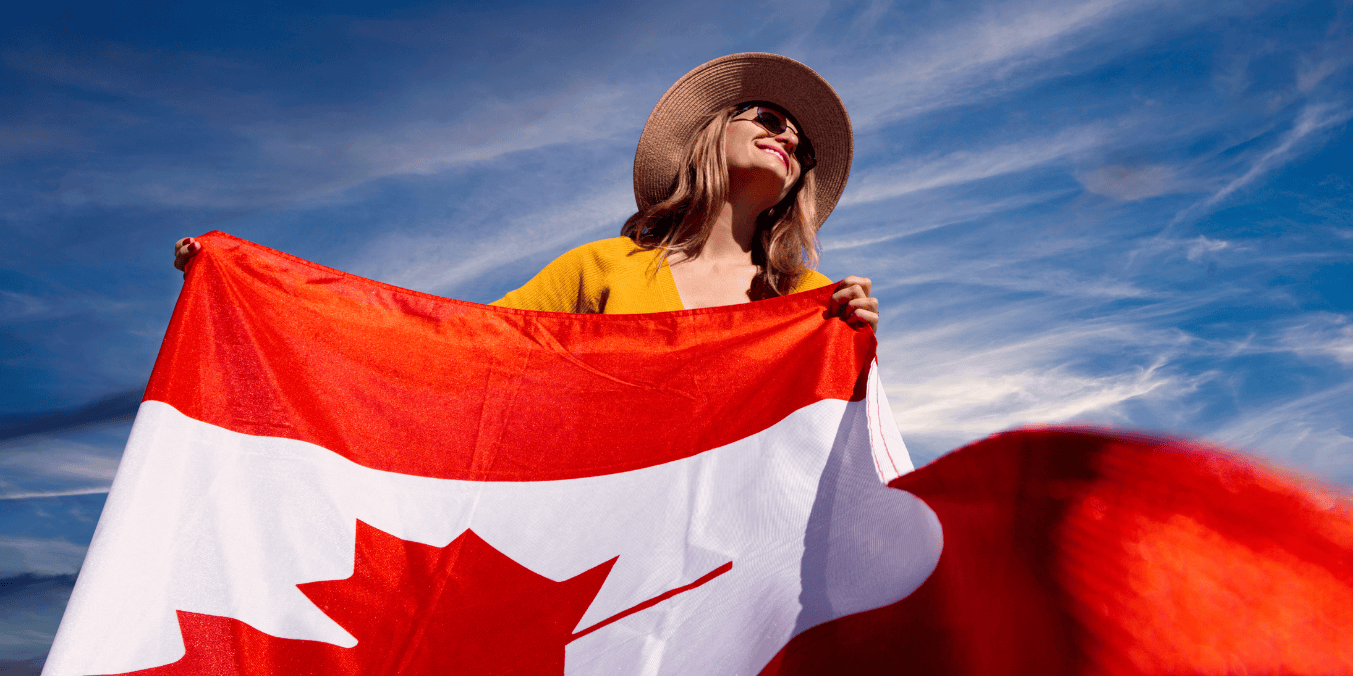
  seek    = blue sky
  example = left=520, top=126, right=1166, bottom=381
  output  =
left=2, top=0, right=1351, bottom=666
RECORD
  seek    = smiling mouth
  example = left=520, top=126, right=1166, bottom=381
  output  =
left=757, top=144, right=789, bottom=169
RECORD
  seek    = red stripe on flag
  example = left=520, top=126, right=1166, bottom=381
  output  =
left=145, top=232, right=873, bottom=481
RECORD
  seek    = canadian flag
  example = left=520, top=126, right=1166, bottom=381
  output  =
left=45, top=233, right=1353, bottom=675
left=44, top=232, right=938, bottom=675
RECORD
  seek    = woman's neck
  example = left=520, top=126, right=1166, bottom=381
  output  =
left=667, top=196, right=766, bottom=309
left=698, top=196, right=764, bottom=264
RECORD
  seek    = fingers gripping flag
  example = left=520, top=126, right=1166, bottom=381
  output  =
left=44, top=232, right=939, bottom=675
left=47, top=233, right=1353, bottom=675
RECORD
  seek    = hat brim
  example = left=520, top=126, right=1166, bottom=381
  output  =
left=633, top=53, right=852, bottom=231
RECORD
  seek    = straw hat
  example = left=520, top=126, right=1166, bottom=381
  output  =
left=633, top=53, right=853, bottom=230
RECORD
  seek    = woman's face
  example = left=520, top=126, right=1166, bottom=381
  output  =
left=724, top=106, right=803, bottom=205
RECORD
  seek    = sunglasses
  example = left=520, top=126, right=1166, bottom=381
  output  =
left=734, top=104, right=817, bottom=171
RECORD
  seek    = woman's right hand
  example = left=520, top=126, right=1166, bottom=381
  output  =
left=174, top=237, right=201, bottom=276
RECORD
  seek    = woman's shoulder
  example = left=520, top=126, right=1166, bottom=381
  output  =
left=569, top=236, right=646, bottom=256
left=554, top=237, right=658, bottom=268
left=492, top=238, right=651, bottom=312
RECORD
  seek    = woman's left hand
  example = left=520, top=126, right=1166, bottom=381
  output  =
left=831, top=276, right=879, bottom=332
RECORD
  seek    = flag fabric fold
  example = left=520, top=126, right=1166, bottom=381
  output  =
left=767, top=428, right=1353, bottom=674
left=46, top=232, right=1353, bottom=675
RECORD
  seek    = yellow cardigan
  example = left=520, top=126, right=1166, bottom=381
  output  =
left=491, top=237, right=833, bottom=313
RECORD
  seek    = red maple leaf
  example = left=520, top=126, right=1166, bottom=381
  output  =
left=96, top=521, right=621, bottom=675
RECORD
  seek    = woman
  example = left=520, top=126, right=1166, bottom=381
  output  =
left=176, top=53, right=878, bottom=328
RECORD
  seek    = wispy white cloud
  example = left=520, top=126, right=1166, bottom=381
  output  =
left=832, top=0, right=1173, bottom=127
left=1076, top=163, right=1187, bottom=201
left=1211, top=380, right=1353, bottom=483
left=1212, top=52, right=1255, bottom=98
left=1296, top=55, right=1348, bottom=93
left=8, top=33, right=654, bottom=213
left=234, top=71, right=650, bottom=189
left=1120, top=231, right=1265, bottom=282
left=48, top=79, right=646, bottom=212
left=0, top=436, right=121, bottom=498
left=1185, top=235, right=1231, bottom=261
left=0, top=536, right=87, bottom=578
left=823, top=188, right=1075, bottom=252
left=0, top=122, right=85, bottom=161
left=845, top=0, right=895, bottom=36
left=890, top=360, right=1177, bottom=437
left=877, top=308, right=1203, bottom=461
left=1278, top=313, right=1353, bottom=366
left=0, top=488, right=109, bottom=501
left=1173, top=102, right=1353, bottom=224
left=842, top=124, right=1110, bottom=206
left=355, top=186, right=635, bottom=295
left=0, top=290, right=136, bottom=323
left=338, top=85, right=638, bottom=177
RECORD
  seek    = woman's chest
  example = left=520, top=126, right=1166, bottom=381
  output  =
left=668, top=260, right=759, bottom=310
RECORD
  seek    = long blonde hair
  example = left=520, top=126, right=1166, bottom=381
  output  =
left=621, top=105, right=819, bottom=297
